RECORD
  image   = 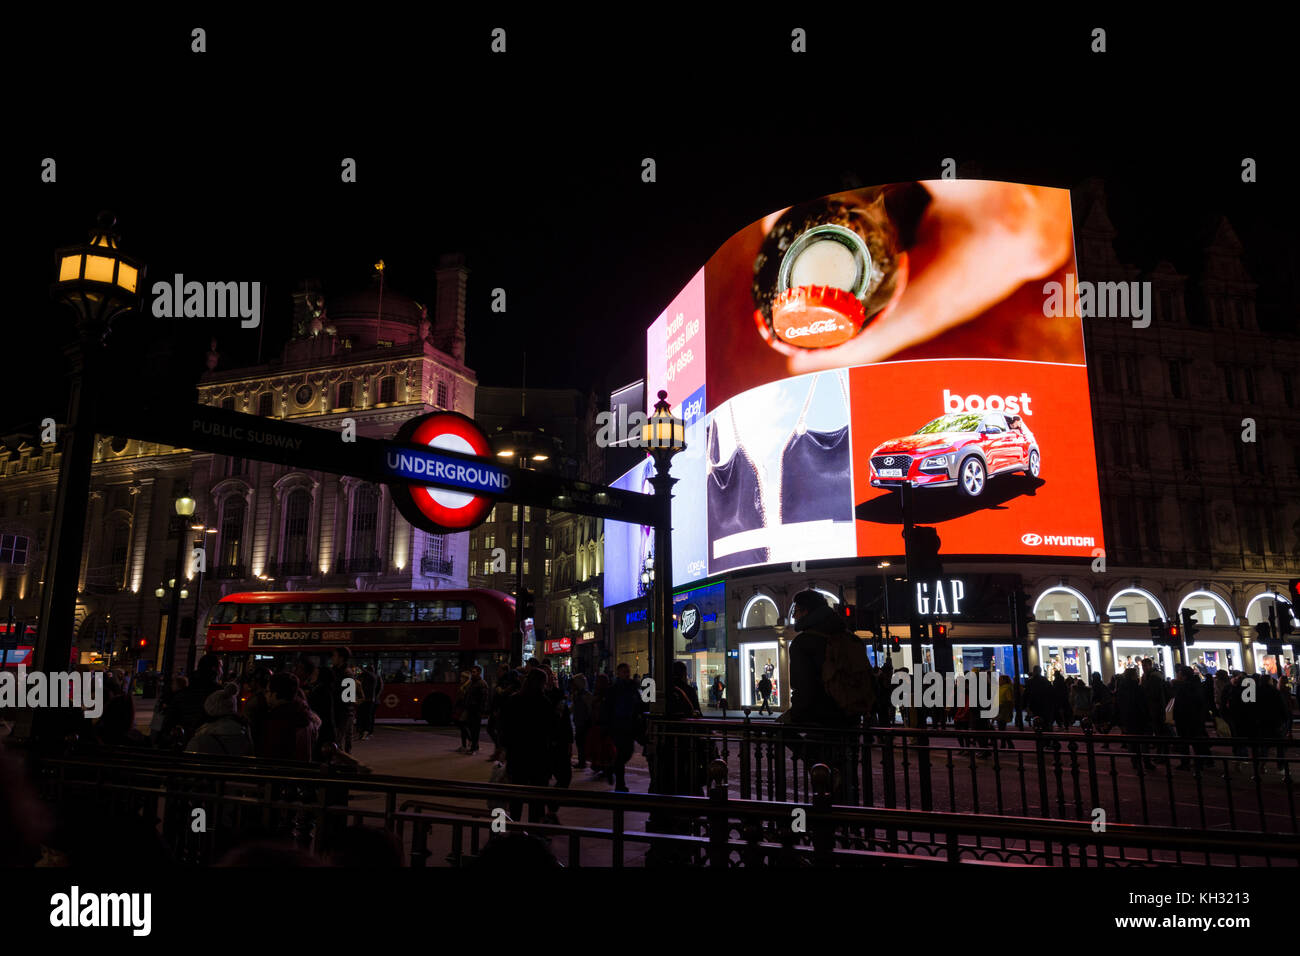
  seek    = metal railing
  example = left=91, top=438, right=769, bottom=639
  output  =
left=645, top=717, right=1300, bottom=835
left=27, top=748, right=1300, bottom=867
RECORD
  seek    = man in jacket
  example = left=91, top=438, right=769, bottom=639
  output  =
left=570, top=673, right=594, bottom=769
left=1172, top=665, right=1209, bottom=769
left=160, top=654, right=224, bottom=746
left=463, top=665, right=489, bottom=755
left=609, top=663, right=643, bottom=792
left=787, top=590, right=861, bottom=794
left=1141, top=659, right=1170, bottom=763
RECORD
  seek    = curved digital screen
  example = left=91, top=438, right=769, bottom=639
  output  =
left=606, top=180, right=1105, bottom=606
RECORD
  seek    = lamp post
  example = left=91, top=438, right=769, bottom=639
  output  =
left=160, top=492, right=197, bottom=680
left=495, top=420, right=558, bottom=666
left=29, top=214, right=145, bottom=745
left=185, top=525, right=215, bottom=674
left=640, top=555, right=655, bottom=675
left=640, top=390, right=685, bottom=716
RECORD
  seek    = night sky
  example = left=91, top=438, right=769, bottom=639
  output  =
left=8, top=13, right=1295, bottom=436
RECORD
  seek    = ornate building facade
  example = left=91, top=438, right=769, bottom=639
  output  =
left=0, top=255, right=478, bottom=671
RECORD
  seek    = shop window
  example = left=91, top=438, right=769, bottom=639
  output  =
left=1106, top=589, right=1163, bottom=625
left=1178, top=591, right=1234, bottom=628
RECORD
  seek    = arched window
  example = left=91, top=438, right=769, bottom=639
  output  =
left=1033, top=586, right=1096, bottom=623
left=741, top=595, right=779, bottom=629
left=350, top=485, right=379, bottom=559
left=1245, top=593, right=1297, bottom=627
left=1106, top=588, right=1165, bottom=625
left=219, top=496, right=246, bottom=568
left=282, top=489, right=311, bottom=569
left=1177, top=590, right=1236, bottom=628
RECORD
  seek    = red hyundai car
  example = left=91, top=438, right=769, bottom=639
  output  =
left=868, top=412, right=1040, bottom=498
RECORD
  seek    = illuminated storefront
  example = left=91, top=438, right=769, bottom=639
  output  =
left=673, top=581, right=727, bottom=706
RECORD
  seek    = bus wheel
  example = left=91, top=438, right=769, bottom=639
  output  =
left=422, top=694, right=452, bottom=726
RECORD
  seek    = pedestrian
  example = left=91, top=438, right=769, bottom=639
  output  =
left=331, top=647, right=358, bottom=754
left=462, top=665, right=489, bottom=755
left=660, top=659, right=707, bottom=795
left=543, top=676, right=574, bottom=823
left=453, top=670, right=472, bottom=752
left=500, top=668, right=558, bottom=823
left=1024, top=666, right=1052, bottom=728
left=486, top=660, right=514, bottom=764
left=586, top=673, right=617, bottom=779
left=357, top=663, right=381, bottom=740
left=186, top=684, right=254, bottom=756
left=996, top=674, right=1015, bottom=747
left=260, top=672, right=319, bottom=762
left=1115, top=666, right=1152, bottom=768
left=1140, top=658, right=1171, bottom=764
left=570, top=673, right=593, bottom=769
left=1069, top=677, right=1091, bottom=727
left=297, top=655, right=337, bottom=760
left=160, top=654, right=225, bottom=746
left=1051, top=672, right=1070, bottom=730
left=241, top=667, right=272, bottom=752
left=1171, top=665, right=1210, bottom=770
left=609, top=663, right=643, bottom=792
left=757, top=672, right=774, bottom=715
left=786, top=589, right=864, bottom=796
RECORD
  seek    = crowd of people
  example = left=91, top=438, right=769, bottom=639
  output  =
left=94, top=647, right=380, bottom=765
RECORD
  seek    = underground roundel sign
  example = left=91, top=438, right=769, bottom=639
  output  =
left=388, top=411, right=500, bottom=534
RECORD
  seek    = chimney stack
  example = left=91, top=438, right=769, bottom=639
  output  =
left=434, top=253, right=468, bottom=363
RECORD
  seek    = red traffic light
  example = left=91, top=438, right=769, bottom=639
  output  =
left=1168, top=624, right=1179, bottom=640
left=935, top=624, right=948, bottom=639
left=138, top=638, right=147, bottom=648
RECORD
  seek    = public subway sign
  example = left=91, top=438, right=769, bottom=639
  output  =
left=387, top=411, right=500, bottom=534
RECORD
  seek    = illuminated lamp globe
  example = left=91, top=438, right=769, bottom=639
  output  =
left=641, top=390, right=686, bottom=468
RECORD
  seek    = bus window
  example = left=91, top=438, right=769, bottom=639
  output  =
left=380, top=601, right=415, bottom=622
left=445, top=603, right=464, bottom=622
left=347, top=603, right=380, bottom=623
left=309, top=603, right=345, bottom=623
left=273, top=604, right=309, bottom=624
left=412, top=656, right=458, bottom=684
left=245, top=604, right=271, bottom=624
left=377, top=651, right=411, bottom=683
left=416, top=601, right=445, bottom=622
left=465, top=603, right=478, bottom=621
left=211, top=604, right=239, bottom=624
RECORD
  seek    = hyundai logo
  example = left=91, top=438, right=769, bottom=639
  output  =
left=884, top=457, right=894, bottom=465
left=1021, top=533, right=1042, bottom=546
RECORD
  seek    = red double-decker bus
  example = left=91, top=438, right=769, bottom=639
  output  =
left=204, top=589, right=515, bottom=723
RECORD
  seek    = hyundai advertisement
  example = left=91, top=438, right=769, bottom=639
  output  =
left=606, top=180, right=1104, bottom=604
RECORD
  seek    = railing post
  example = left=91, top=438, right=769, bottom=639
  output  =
left=917, top=727, right=933, bottom=812
left=1033, top=720, right=1051, bottom=817
left=740, top=708, right=753, bottom=801
left=707, top=759, right=730, bottom=869
left=810, top=763, right=835, bottom=867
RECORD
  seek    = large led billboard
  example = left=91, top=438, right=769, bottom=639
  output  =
left=606, top=180, right=1104, bottom=606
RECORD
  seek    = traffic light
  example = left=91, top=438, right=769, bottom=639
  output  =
left=1279, top=598, right=1295, bottom=639
left=1289, top=579, right=1300, bottom=605
left=842, top=604, right=856, bottom=627
left=518, top=589, right=535, bottom=622
left=1254, top=620, right=1273, bottom=647
left=934, top=623, right=949, bottom=640
left=915, top=621, right=930, bottom=642
left=905, top=526, right=943, bottom=579
left=1167, top=622, right=1180, bottom=643
left=890, top=634, right=901, bottom=652
left=1181, top=608, right=1199, bottom=645
left=861, top=606, right=881, bottom=637
left=1010, top=586, right=1033, bottom=637
left=1149, top=618, right=1167, bottom=646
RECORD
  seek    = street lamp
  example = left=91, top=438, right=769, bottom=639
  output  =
left=160, top=491, right=197, bottom=681
left=640, top=390, right=685, bottom=715
left=30, top=213, right=145, bottom=745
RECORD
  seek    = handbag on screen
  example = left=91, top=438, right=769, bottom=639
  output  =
left=706, top=407, right=769, bottom=570
left=779, top=370, right=853, bottom=524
